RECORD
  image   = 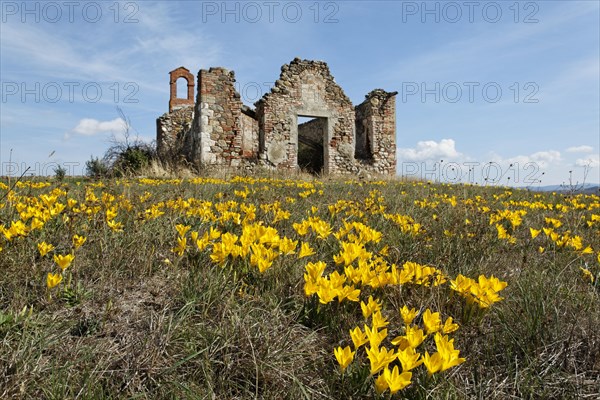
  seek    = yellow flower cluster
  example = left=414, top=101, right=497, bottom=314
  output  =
left=335, top=301, right=465, bottom=395
left=450, top=274, right=508, bottom=308
left=171, top=219, right=301, bottom=274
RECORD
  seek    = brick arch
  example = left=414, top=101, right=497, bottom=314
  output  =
left=169, top=66, right=195, bottom=112
left=255, top=58, right=357, bottom=174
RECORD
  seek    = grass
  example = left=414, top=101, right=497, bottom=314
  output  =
left=0, top=174, right=598, bottom=399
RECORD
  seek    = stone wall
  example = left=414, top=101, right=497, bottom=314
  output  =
left=355, top=89, right=398, bottom=175
left=156, top=106, right=194, bottom=160
left=255, top=58, right=357, bottom=174
left=298, top=117, right=325, bottom=145
left=189, top=67, right=244, bottom=166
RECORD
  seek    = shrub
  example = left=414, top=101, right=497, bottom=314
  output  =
left=53, top=165, right=67, bottom=182
left=109, top=143, right=156, bottom=177
left=85, top=156, right=109, bottom=178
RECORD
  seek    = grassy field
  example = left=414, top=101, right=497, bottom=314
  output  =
left=0, top=174, right=598, bottom=399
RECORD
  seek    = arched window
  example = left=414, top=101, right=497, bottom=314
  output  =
left=176, top=77, right=188, bottom=99
left=168, top=67, right=195, bottom=112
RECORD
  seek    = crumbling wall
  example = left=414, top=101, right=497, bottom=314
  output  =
left=298, top=118, right=325, bottom=145
left=255, top=58, right=357, bottom=174
left=156, top=106, right=194, bottom=160
left=188, top=67, right=244, bottom=166
left=355, top=89, right=397, bottom=175
left=157, top=59, right=398, bottom=176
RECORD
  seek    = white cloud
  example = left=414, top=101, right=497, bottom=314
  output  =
left=529, top=150, right=562, bottom=165
left=575, top=154, right=600, bottom=168
left=490, top=150, right=562, bottom=169
left=66, top=118, right=126, bottom=139
left=397, top=139, right=461, bottom=162
left=566, top=145, right=594, bottom=153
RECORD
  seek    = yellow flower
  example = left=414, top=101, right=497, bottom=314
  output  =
left=580, top=246, right=594, bottom=255
left=379, top=245, right=389, bottom=256
left=175, top=224, right=191, bottom=237
left=580, top=267, right=595, bottom=283
left=208, top=227, right=221, bottom=240
left=434, top=332, right=466, bottom=371
left=423, top=351, right=443, bottom=375
left=545, top=217, right=562, bottom=228
left=37, top=241, right=55, bottom=257
left=366, top=345, right=396, bottom=375
left=105, top=208, right=118, bottom=221
left=30, top=218, right=44, bottom=230
left=396, top=346, right=422, bottom=371
left=46, top=272, right=63, bottom=289
left=298, top=242, right=315, bottom=258
left=336, top=285, right=361, bottom=303
left=293, top=221, right=310, bottom=236
left=365, top=325, right=388, bottom=349
left=530, top=228, right=541, bottom=239
left=333, top=346, right=355, bottom=372
left=304, top=261, right=327, bottom=283
left=107, top=219, right=123, bottom=232
left=496, top=224, right=516, bottom=244
left=391, top=325, right=425, bottom=349
left=172, top=236, right=187, bottom=256
left=374, top=372, right=389, bottom=395
left=442, top=316, right=459, bottom=334
left=53, top=253, right=74, bottom=271
left=371, top=311, right=389, bottom=330
left=361, top=295, right=382, bottom=319
left=278, top=237, right=297, bottom=255
left=383, top=365, right=412, bottom=394
left=399, top=305, right=417, bottom=325
left=349, top=326, right=368, bottom=350
left=316, top=284, right=336, bottom=304
left=423, top=309, right=442, bottom=335
left=72, top=234, right=87, bottom=249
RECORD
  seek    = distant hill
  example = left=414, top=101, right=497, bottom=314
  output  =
left=524, top=183, right=600, bottom=194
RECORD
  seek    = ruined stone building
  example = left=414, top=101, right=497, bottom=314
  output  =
left=157, top=58, right=397, bottom=175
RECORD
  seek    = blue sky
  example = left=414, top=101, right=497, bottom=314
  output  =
left=1, top=0, right=599, bottom=186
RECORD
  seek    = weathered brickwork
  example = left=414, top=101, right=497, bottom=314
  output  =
left=156, top=58, right=397, bottom=175
left=355, top=89, right=398, bottom=175
left=188, top=67, right=247, bottom=166
left=255, top=58, right=357, bottom=174
left=168, top=67, right=195, bottom=112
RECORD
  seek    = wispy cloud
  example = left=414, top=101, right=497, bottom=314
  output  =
left=490, top=150, right=562, bottom=169
left=575, top=154, right=600, bottom=168
left=566, top=145, right=594, bottom=153
left=1, top=3, right=222, bottom=91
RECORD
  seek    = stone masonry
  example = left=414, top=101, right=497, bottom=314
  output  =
left=156, top=58, right=397, bottom=175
